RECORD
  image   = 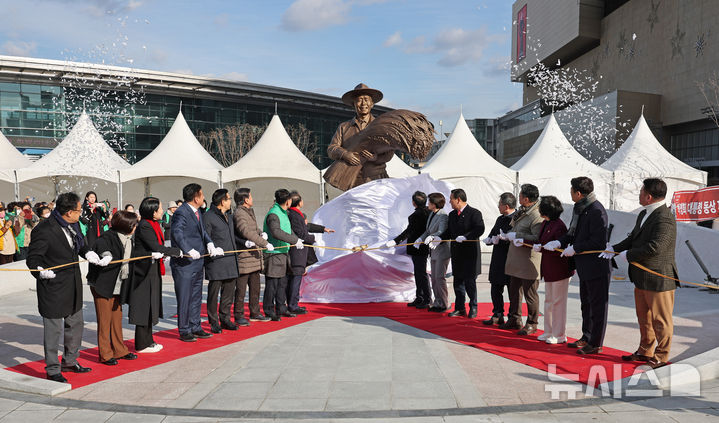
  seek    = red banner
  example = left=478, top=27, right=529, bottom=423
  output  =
left=671, top=186, right=719, bottom=221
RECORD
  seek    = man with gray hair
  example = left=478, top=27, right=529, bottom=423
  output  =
left=482, top=192, right=516, bottom=326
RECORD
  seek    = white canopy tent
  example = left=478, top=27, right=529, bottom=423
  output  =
left=602, top=114, right=708, bottom=212
left=15, top=112, right=130, bottom=206
left=421, top=113, right=516, bottom=236
left=223, top=114, right=321, bottom=222
left=511, top=114, right=613, bottom=205
left=119, top=111, right=223, bottom=206
left=0, top=130, right=31, bottom=201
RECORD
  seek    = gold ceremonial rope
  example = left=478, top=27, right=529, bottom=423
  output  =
left=2, top=240, right=716, bottom=291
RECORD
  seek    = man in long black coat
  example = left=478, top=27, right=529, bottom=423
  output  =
left=545, top=177, right=610, bottom=355
left=446, top=188, right=485, bottom=319
left=386, top=191, right=431, bottom=307
left=481, top=192, right=516, bottom=325
left=27, top=192, right=108, bottom=382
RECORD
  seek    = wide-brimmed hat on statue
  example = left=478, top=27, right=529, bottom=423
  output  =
left=341, top=83, right=383, bottom=106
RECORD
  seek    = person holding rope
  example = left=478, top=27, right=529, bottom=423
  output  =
left=544, top=177, right=610, bottom=355
left=481, top=192, right=516, bottom=326
left=27, top=192, right=108, bottom=382
left=419, top=192, right=451, bottom=313
left=600, top=178, right=678, bottom=369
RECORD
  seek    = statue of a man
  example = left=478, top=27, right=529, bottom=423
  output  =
left=327, top=83, right=394, bottom=187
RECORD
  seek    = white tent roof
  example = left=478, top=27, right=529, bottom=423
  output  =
left=386, top=155, right=418, bottom=178
left=601, top=114, right=708, bottom=184
left=120, top=111, right=223, bottom=183
left=0, top=130, right=31, bottom=182
left=16, top=112, right=129, bottom=183
left=421, top=113, right=515, bottom=182
left=223, top=114, right=319, bottom=183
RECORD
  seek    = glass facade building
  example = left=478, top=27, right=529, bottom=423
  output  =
left=0, top=56, right=390, bottom=168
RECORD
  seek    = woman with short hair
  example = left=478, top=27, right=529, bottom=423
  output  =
left=417, top=192, right=451, bottom=312
left=129, top=197, right=182, bottom=353
left=533, top=196, right=574, bottom=344
left=87, top=210, right=139, bottom=365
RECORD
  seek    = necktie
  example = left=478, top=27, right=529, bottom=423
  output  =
left=195, top=210, right=200, bottom=221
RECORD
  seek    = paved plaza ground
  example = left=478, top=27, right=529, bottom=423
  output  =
left=0, top=260, right=718, bottom=422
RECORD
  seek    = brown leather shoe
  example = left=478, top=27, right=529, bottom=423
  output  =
left=647, top=359, right=668, bottom=369
left=482, top=316, right=504, bottom=326
left=621, top=352, right=650, bottom=362
left=568, top=339, right=588, bottom=348
left=498, top=319, right=522, bottom=330
left=517, top=324, right=537, bottom=335
left=576, top=344, right=603, bottom=355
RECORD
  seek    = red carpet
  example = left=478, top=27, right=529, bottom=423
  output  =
left=7, top=302, right=643, bottom=389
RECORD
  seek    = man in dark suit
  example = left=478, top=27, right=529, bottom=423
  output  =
left=544, top=177, right=610, bottom=355
left=386, top=191, right=431, bottom=308
left=601, top=178, right=678, bottom=369
left=446, top=188, right=485, bottom=318
left=27, top=192, right=110, bottom=382
left=482, top=192, right=516, bottom=326
left=171, top=183, right=224, bottom=342
left=204, top=189, right=241, bottom=333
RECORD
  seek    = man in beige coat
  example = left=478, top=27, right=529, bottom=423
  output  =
left=499, top=184, right=544, bottom=335
left=233, top=188, right=274, bottom=323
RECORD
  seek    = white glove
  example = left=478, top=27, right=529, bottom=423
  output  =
left=455, top=235, right=467, bottom=243
left=85, top=250, right=101, bottom=265
left=188, top=249, right=201, bottom=260
left=560, top=244, right=576, bottom=257
left=98, top=255, right=113, bottom=266
left=512, top=238, right=524, bottom=247
left=619, top=250, right=627, bottom=261
left=37, top=266, right=56, bottom=279
left=543, top=240, right=561, bottom=251
left=384, top=240, right=396, bottom=248
left=429, top=239, right=441, bottom=250
left=210, top=246, right=224, bottom=257
left=295, top=239, right=304, bottom=250
left=414, top=238, right=423, bottom=245
left=532, top=244, right=542, bottom=252
left=491, top=235, right=500, bottom=245
left=424, top=235, right=434, bottom=245
left=265, top=243, right=275, bottom=252
left=498, top=230, right=508, bottom=241
left=482, top=236, right=492, bottom=246
left=245, top=240, right=256, bottom=248
left=598, top=243, right=615, bottom=259
left=151, top=252, right=164, bottom=260
left=261, top=232, right=268, bottom=240
left=506, top=232, right=517, bottom=241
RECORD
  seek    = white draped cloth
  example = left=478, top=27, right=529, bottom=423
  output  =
left=300, top=174, right=454, bottom=303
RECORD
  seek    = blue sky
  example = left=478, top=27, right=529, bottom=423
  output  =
left=0, top=0, right=522, bottom=131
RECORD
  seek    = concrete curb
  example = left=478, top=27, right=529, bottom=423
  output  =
left=0, top=369, right=71, bottom=396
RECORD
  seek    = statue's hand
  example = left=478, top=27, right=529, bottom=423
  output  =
left=345, top=152, right=362, bottom=166
left=360, top=150, right=376, bottom=161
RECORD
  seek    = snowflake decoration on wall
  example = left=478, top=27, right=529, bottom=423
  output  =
left=670, top=23, right=685, bottom=59
left=647, top=0, right=660, bottom=33
left=695, top=33, right=706, bottom=57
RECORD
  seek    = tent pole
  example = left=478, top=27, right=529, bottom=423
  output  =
left=319, top=170, right=325, bottom=205
left=218, top=171, right=223, bottom=189
left=610, top=171, right=615, bottom=210
left=144, top=177, right=150, bottom=197
left=117, top=171, right=122, bottom=210
left=13, top=170, right=19, bottom=201
left=514, top=171, right=520, bottom=198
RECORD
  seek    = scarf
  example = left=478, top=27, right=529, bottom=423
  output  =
left=567, top=191, right=597, bottom=237
left=51, top=209, right=85, bottom=253
left=145, top=219, right=166, bottom=275
left=510, top=201, right=536, bottom=228
left=117, top=232, right=132, bottom=281
left=290, top=207, right=304, bottom=219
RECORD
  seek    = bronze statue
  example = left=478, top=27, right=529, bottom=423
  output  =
left=324, top=83, right=435, bottom=191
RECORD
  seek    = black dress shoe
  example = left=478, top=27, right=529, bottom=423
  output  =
left=415, top=302, right=430, bottom=309
left=210, top=323, right=223, bottom=334
left=428, top=306, right=445, bottom=312
left=407, top=299, right=420, bottom=307
left=61, top=363, right=92, bottom=373
left=280, top=311, right=296, bottom=318
left=288, top=308, right=308, bottom=315
left=468, top=308, right=478, bottom=319
left=576, top=344, right=603, bottom=355
left=221, top=321, right=238, bottom=330
left=193, top=330, right=213, bottom=339
left=568, top=338, right=588, bottom=349
left=448, top=310, right=466, bottom=317
left=482, top=316, right=503, bottom=325
left=622, top=352, right=650, bottom=362
left=179, top=333, right=197, bottom=342
left=47, top=373, right=67, bottom=383
left=250, top=314, right=270, bottom=322
left=101, top=358, right=118, bottom=366
left=119, top=353, right=137, bottom=360
left=270, top=314, right=281, bottom=322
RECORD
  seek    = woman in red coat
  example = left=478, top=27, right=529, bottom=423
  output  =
left=533, top=196, right=573, bottom=344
